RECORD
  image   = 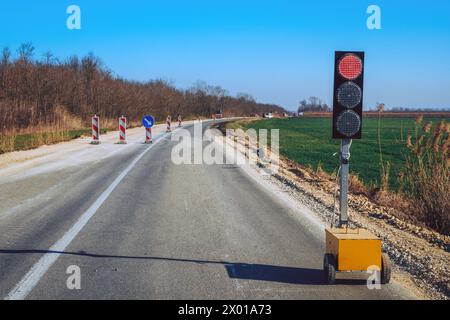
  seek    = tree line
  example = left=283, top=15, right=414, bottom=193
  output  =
left=298, top=97, right=330, bottom=113
left=0, top=43, right=285, bottom=132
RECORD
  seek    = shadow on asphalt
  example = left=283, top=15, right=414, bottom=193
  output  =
left=0, top=249, right=365, bottom=286
left=224, top=263, right=324, bottom=285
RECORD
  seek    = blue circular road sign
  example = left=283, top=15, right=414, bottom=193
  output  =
left=142, top=115, right=155, bottom=128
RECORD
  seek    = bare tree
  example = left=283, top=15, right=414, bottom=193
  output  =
left=17, top=42, right=35, bottom=62
left=298, top=96, right=330, bottom=113
left=0, top=46, right=287, bottom=134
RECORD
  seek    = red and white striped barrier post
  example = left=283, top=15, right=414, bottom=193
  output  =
left=118, top=115, right=127, bottom=144
left=166, top=116, right=172, bottom=132
left=91, top=115, right=101, bottom=145
left=145, top=127, right=153, bottom=144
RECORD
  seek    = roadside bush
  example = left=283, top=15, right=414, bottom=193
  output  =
left=401, top=117, right=450, bottom=235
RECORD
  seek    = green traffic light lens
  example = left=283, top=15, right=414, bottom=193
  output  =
left=336, top=110, right=361, bottom=137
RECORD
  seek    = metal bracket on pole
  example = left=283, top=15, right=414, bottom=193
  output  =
left=339, top=138, right=351, bottom=227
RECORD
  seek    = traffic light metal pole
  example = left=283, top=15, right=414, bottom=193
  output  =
left=339, top=138, right=351, bottom=226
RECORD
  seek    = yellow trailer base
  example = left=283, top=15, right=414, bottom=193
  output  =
left=323, top=227, right=391, bottom=285
left=325, top=227, right=381, bottom=271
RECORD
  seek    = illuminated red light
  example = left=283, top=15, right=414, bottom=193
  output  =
left=338, top=54, right=362, bottom=80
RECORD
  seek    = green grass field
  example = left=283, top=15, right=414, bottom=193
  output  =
left=245, top=117, right=449, bottom=190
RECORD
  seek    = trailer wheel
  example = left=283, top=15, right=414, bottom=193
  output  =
left=323, top=254, right=336, bottom=284
left=381, top=253, right=392, bottom=284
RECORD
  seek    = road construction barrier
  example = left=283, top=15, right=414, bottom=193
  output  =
left=166, top=116, right=172, bottom=132
left=118, top=116, right=127, bottom=144
left=91, top=115, right=101, bottom=145
left=145, top=127, right=153, bottom=144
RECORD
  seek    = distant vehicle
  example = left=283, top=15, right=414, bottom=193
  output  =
left=263, top=112, right=273, bottom=119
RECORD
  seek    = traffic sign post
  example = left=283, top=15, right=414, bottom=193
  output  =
left=339, top=138, right=351, bottom=225
left=142, top=115, right=155, bottom=129
left=145, top=128, right=152, bottom=144
left=142, top=115, right=155, bottom=144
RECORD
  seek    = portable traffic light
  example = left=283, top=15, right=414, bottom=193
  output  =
left=332, top=51, right=365, bottom=139
left=324, top=51, right=391, bottom=285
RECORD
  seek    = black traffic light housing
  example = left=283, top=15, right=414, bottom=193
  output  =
left=332, top=51, right=365, bottom=139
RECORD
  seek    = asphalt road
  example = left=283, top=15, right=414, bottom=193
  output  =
left=0, top=121, right=415, bottom=299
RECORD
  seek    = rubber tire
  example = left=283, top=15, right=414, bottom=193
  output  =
left=381, top=253, right=392, bottom=284
left=323, top=254, right=336, bottom=285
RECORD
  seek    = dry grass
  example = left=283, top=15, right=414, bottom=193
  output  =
left=0, top=132, right=16, bottom=153
left=348, top=174, right=369, bottom=196
left=0, top=105, right=85, bottom=153
left=0, top=105, right=146, bottom=154
left=400, top=117, right=450, bottom=235
left=101, top=118, right=119, bottom=131
left=376, top=105, right=392, bottom=191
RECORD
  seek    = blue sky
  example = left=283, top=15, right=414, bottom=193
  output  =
left=1, top=0, right=449, bottom=111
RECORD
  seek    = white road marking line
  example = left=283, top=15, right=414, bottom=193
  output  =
left=4, top=131, right=172, bottom=300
